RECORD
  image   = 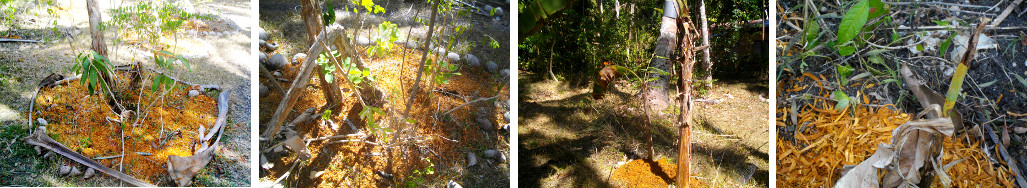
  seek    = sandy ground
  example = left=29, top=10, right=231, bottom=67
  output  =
left=0, top=0, right=251, bottom=186
left=518, top=72, right=769, bottom=187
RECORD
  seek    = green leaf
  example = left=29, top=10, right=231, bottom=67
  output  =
left=804, top=19, right=821, bottom=44
left=837, top=0, right=869, bottom=45
left=838, top=64, right=854, bottom=78
left=939, top=34, right=953, bottom=54
left=832, top=90, right=851, bottom=111
left=837, top=43, right=856, bottom=56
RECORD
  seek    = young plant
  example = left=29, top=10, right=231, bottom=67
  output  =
left=359, top=106, right=391, bottom=140
left=317, top=50, right=340, bottom=83
left=72, top=51, right=114, bottom=95
left=150, top=50, right=191, bottom=92
left=367, top=21, right=400, bottom=57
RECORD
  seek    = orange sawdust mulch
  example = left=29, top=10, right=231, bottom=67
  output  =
left=33, top=71, right=219, bottom=185
left=776, top=100, right=1016, bottom=187
left=260, top=44, right=508, bottom=187
left=611, top=158, right=704, bottom=188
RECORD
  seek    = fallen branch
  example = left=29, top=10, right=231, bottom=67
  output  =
left=0, top=38, right=41, bottom=43
left=23, top=127, right=155, bottom=187
left=441, top=95, right=501, bottom=116
left=990, top=0, right=1024, bottom=27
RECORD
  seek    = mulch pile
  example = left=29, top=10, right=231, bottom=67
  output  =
left=611, top=158, right=705, bottom=188
left=34, top=71, right=219, bottom=184
left=776, top=98, right=1016, bottom=187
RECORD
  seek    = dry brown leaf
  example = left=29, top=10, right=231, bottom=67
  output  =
left=834, top=144, right=893, bottom=188
left=283, top=135, right=311, bottom=160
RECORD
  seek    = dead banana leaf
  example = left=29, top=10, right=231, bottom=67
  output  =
left=834, top=106, right=954, bottom=188
left=882, top=109, right=953, bottom=187
left=834, top=144, right=894, bottom=188
left=167, top=143, right=218, bottom=186
left=899, top=63, right=964, bottom=131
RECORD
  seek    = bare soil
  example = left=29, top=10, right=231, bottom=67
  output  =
left=518, top=72, right=769, bottom=188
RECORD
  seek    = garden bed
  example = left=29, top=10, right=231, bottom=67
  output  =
left=28, top=69, right=228, bottom=186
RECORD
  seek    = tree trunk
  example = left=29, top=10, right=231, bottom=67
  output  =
left=301, top=0, right=344, bottom=109
left=404, top=2, right=440, bottom=117
left=699, top=0, right=712, bottom=89
left=672, top=0, right=695, bottom=187
left=548, top=39, right=558, bottom=81
left=635, top=1, right=677, bottom=113
left=86, top=0, right=107, bottom=56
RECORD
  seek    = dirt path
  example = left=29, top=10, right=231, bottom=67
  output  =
left=0, top=0, right=251, bottom=186
left=518, top=73, right=769, bottom=187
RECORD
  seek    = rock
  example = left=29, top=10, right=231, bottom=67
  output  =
left=356, top=36, right=371, bottom=46
left=500, top=69, right=509, bottom=79
left=495, top=7, right=504, bottom=17
left=260, top=154, right=274, bottom=170
left=273, top=70, right=283, bottom=77
left=466, top=152, right=478, bottom=167
left=485, top=61, right=498, bottom=73
left=464, top=54, right=480, bottom=67
left=68, top=166, right=83, bottom=176
left=259, top=85, right=269, bottom=98
left=292, top=53, right=307, bottom=66
left=188, top=90, right=200, bottom=97
left=405, top=41, right=418, bottom=49
left=268, top=54, right=288, bottom=70
left=273, top=145, right=285, bottom=153
left=503, top=111, right=510, bottom=122
left=309, top=170, right=325, bottom=179
left=499, top=124, right=509, bottom=133
left=59, top=165, right=71, bottom=176
left=257, top=27, right=268, bottom=41
left=259, top=52, right=268, bottom=65
left=483, top=149, right=506, bottom=162
left=446, top=52, right=460, bottom=63
left=393, top=39, right=404, bottom=46
left=484, top=5, right=493, bottom=12
left=434, top=47, right=447, bottom=55
left=37, top=118, right=47, bottom=126
left=83, top=168, right=96, bottom=179
left=261, top=40, right=278, bottom=51
left=447, top=180, right=463, bottom=188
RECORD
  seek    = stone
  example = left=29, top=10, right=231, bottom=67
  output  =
left=483, top=149, right=506, bottom=162
left=259, top=53, right=268, bottom=66
left=434, top=47, right=447, bottom=55
left=464, top=54, right=480, bottom=67
left=466, top=152, right=478, bottom=167
left=260, top=154, right=274, bottom=170
left=495, top=7, right=504, bottom=17
left=500, top=69, right=509, bottom=79
left=292, top=53, right=307, bottom=66
left=83, top=168, right=96, bottom=179
left=405, top=41, right=418, bottom=49
left=259, top=85, right=269, bottom=98
left=268, top=54, right=288, bottom=70
left=447, top=180, right=463, bottom=188
left=309, top=170, right=325, bottom=179
left=485, top=61, right=498, bottom=73
left=68, top=166, right=83, bottom=176
left=263, top=41, right=278, bottom=51
left=476, top=114, right=493, bottom=132
left=257, top=27, right=268, bottom=41
left=188, top=90, right=200, bottom=97
left=356, top=36, right=371, bottom=46
left=447, top=52, right=460, bottom=63
left=273, top=70, right=283, bottom=77
left=59, top=165, right=71, bottom=176
left=503, top=111, right=510, bottom=122
left=37, top=118, right=47, bottom=126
